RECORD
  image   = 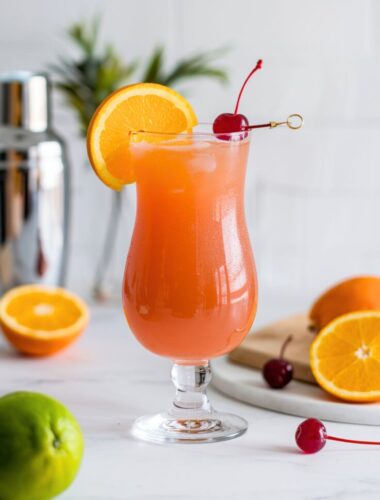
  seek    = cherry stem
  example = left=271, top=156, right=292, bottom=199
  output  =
left=279, top=334, right=293, bottom=359
left=327, top=435, right=380, bottom=446
left=234, top=59, right=263, bottom=115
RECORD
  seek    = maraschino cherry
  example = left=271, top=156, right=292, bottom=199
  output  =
left=295, top=419, right=327, bottom=453
left=213, top=59, right=263, bottom=140
left=263, top=335, right=293, bottom=389
left=296, top=418, right=380, bottom=454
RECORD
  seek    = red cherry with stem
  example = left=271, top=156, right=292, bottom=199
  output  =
left=296, top=418, right=380, bottom=454
left=263, top=335, right=293, bottom=389
left=213, top=59, right=263, bottom=140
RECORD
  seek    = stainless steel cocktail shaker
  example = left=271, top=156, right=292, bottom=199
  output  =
left=0, top=72, right=69, bottom=294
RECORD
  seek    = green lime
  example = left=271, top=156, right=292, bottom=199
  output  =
left=0, top=391, right=84, bottom=500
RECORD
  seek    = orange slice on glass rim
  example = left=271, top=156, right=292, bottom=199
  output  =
left=86, top=83, right=198, bottom=189
left=0, top=285, right=89, bottom=356
left=310, top=311, right=380, bottom=402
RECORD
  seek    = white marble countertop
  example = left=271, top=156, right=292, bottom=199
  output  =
left=2, top=303, right=380, bottom=500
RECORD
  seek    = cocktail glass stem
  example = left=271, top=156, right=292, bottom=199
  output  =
left=169, top=363, right=212, bottom=419
left=131, top=362, right=248, bottom=444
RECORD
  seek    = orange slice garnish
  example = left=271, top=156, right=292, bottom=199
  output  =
left=310, top=311, right=380, bottom=402
left=0, top=285, right=89, bottom=356
left=86, top=83, right=198, bottom=189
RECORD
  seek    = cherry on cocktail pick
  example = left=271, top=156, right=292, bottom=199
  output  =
left=213, top=59, right=263, bottom=140
left=262, top=335, right=294, bottom=389
left=295, top=418, right=380, bottom=454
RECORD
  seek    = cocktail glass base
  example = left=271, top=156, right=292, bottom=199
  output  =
left=131, top=411, right=248, bottom=444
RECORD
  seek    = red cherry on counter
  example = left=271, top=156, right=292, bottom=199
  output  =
left=296, top=418, right=380, bottom=454
left=213, top=59, right=263, bottom=140
left=295, top=418, right=327, bottom=454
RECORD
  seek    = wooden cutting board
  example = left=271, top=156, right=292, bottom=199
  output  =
left=229, top=314, right=317, bottom=384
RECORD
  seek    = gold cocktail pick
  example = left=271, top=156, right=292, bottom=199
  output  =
left=245, top=113, right=304, bottom=131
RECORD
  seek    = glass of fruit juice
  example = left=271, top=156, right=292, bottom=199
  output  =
left=123, top=126, right=257, bottom=443
left=87, top=62, right=302, bottom=443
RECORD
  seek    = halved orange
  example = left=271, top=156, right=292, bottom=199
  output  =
left=310, top=311, right=380, bottom=402
left=87, top=83, right=198, bottom=189
left=309, top=275, right=380, bottom=331
left=0, top=285, right=89, bottom=356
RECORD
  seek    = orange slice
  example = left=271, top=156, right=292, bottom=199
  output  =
left=87, top=83, right=198, bottom=189
left=0, top=285, right=89, bottom=356
left=310, top=311, right=380, bottom=402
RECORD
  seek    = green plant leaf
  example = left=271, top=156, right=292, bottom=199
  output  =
left=161, top=49, right=229, bottom=86
left=67, top=15, right=101, bottom=57
left=142, top=46, right=164, bottom=83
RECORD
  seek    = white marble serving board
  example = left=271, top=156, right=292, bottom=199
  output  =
left=212, top=357, right=380, bottom=426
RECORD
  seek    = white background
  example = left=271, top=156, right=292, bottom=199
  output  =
left=1, top=0, right=379, bottom=311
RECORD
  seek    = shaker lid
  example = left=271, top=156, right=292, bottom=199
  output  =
left=0, top=72, right=51, bottom=132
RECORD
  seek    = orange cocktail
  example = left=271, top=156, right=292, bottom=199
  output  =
left=86, top=80, right=260, bottom=443
left=87, top=64, right=301, bottom=444
left=123, top=134, right=257, bottom=363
